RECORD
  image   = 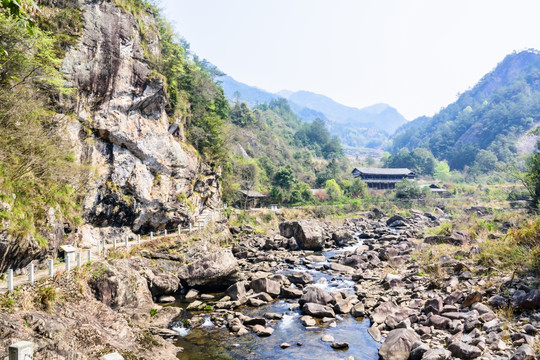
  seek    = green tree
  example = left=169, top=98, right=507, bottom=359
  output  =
left=325, top=179, right=342, bottom=202
left=395, top=179, right=422, bottom=199
left=348, top=178, right=368, bottom=198
left=273, top=166, right=296, bottom=190
left=434, top=160, right=450, bottom=180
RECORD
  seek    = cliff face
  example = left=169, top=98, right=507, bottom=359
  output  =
left=0, top=0, right=221, bottom=271
left=63, top=1, right=221, bottom=242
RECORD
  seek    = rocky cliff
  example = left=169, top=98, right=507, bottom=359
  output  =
left=0, top=0, right=221, bottom=272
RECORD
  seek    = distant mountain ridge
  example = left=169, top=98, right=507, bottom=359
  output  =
left=219, top=76, right=407, bottom=149
left=391, top=49, right=540, bottom=169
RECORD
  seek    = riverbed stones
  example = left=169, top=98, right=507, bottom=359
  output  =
left=226, top=281, right=247, bottom=301
left=379, top=328, right=420, bottom=360
left=330, top=342, right=349, bottom=350
left=368, top=324, right=382, bottom=342
left=321, top=335, right=334, bottom=342
left=281, top=286, right=303, bottom=298
left=251, top=324, right=274, bottom=337
left=301, top=316, right=316, bottom=327
left=509, top=344, right=536, bottom=360
left=302, top=303, right=335, bottom=318
left=280, top=342, right=291, bottom=349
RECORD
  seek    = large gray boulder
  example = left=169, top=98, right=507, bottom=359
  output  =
left=302, top=303, right=335, bottom=318
left=279, top=220, right=325, bottom=250
left=299, top=287, right=334, bottom=306
left=447, top=341, right=482, bottom=359
left=250, top=278, right=281, bottom=298
left=378, top=328, right=420, bottom=360
left=177, top=249, right=239, bottom=289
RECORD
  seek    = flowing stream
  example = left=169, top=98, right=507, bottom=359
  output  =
left=171, top=237, right=381, bottom=359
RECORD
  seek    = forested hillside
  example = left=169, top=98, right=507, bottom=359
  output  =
left=223, top=98, right=349, bottom=205
left=221, top=75, right=407, bottom=149
left=391, top=50, right=540, bottom=170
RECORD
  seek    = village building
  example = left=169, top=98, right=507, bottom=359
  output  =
left=420, top=183, right=451, bottom=197
left=237, top=190, right=267, bottom=208
left=352, top=167, right=416, bottom=190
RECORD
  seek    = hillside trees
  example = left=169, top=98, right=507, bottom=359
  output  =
left=383, top=148, right=437, bottom=175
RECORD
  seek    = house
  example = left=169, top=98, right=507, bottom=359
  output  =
left=352, top=167, right=416, bottom=190
left=237, top=190, right=267, bottom=208
left=420, top=183, right=451, bottom=197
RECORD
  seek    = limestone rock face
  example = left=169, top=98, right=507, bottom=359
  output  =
left=61, top=1, right=221, bottom=235
left=177, top=249, right=239, bottom=289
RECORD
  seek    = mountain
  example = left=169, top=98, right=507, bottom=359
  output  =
left=220, top=76, right=407, bottom=149
left=278, top=91, right=407, bottom=134
left=391, top=49, right=540, bottom=170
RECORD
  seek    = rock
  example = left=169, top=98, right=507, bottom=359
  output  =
left=302, top=303, right=335, bottom=318
left=177, top=249, right=239, bottom=289
left=487, top=295, right=506, bottom=308
left=226, top=281, right=247, bottom=301
left=511, top=289, right=540, bottom=310
left=383, top=273, right=404, bottom=289
left=146, top=271, right=181, bottom=297
left=301, top=315, right=316, bottom=327
left=409, top=341, right=429, bottom=360
left=279, top=220, right=325, bottom=250
left=351, top=302, right=365, bottom=317
left=425, top=298, right=443, bottom=315
left=321, top=335, right=334, bottom=342
left=330, top=342, right=349, bottom=350
left=299, top=287, right=334, bottom=306
left=509, top=344, right=536, bottom=360
left=228, top=318, right=244, bottom=332
left=281, top=286, right=303, bottom=299
left=242, top=317, right=266, bottom=326
left=462, top=292, right=482, bottom=308
left=372, top=301, right=412, bottom=324
left=447, top=341, right=482, bottom=359
left=287, top=272, right=314, bottom=285
left=368, top=324, right=382, bottom=342
left=446, top=230, right=470, bottom=246
left=428, top=315, right=450, bottom=330
left=386, top=215, right=407, bottom=226
left=280, top=342, right=291, bottom=349
left=185, top=289, right=199, bottom=299
left=421, top=348, right=453, bottom=360
left=334, top=300, right=353, bottom=314
left=250, top=278, right=281, bottom=298
left=378, top=328, right=421, bottom=360
left=248, top=298, right=266, bottom=307
left=444, top=290, right=464, bottom=305
left=265, top=313, right=283, bottom=320
left=186, top=300, right=204, bottom=310
left=251, top=325, right=274, bottom=337
left=523, top=324, right=538, bottom=335
left=157, top=295, right=175, bottom=303
left=329, top=263, right=355, bottom=274
left=332, top=229, right=354, bottom=246
left=305, top=255, right=326, bottom=263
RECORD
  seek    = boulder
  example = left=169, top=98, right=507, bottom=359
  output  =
left=446, top=230, right=470, bottom=246
left=421, top=348, right=453, bottom=360
left=177, top=249, right=239, bottom=289
left=332, top=229, right=354, bottom=246
left=378, top=328, right=420, bottom=360
left=409, top=342, right=429, bottom=360
left=299, top=287, right=334, bottom=306
left=250, top=278, right=281, bottom=298
left=251, top=324, right=274, bottom=337
left=511, top=289, right=540, bottom=310
left=372, top=301, right=413, bottom=324
left=510, top=344, right=536, bottom=360
left=279, top=220, right=325, bottom=250
left=281, top=286, right=303, bottom=299
left=226, top=281, right=247, bottom=301
left=462, top=292, right=482, bottom=308
left=145, top=271, right=180, bottom=297
left=425, top=298, right=443, bottom=315
left=447, top=341, right=482, bottom=359
left=302, top=303, right=335, bottom=318
left=386, top=215, right=407, bottom=226
left=287, top=272, right=314, bottom=285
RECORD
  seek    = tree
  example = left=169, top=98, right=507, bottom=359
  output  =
left=348, top=178, right=368, bottom=198
left=395, top=179, right=422, bottom=199
left=472, top=150, right=498, bottom=173
left=229, top=101, right=257, bottom=127
left=273, top=166, right=296, bottom=190
left=236, top=159, right=259, bottom=209
left=325, top=179, right=342, bottom=202
left=434, top=160, right=450, bottom=180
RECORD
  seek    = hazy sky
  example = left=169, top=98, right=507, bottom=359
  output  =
left=159, top=0, right=540, bottom=120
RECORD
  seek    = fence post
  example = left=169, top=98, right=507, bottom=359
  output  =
left=137, top=234, right=140, bottom=246
left=48, top=259, right=54, bottom=278
left=28, top=264, right=34, bottom=285
left=7, top=269, right=13, bottom=294
left=125, top=236, right=128, bottom=249
left=76, top=253, right=81, bottom=268
left=113, top=238, right=117, bottom=250
left=189, top=224, right=192, bottom=233
left=150, top=232, right=153, bottom=241
left=66, top=256, right=71, bottom=273
left=103, top=239, right=106, bottom=256
left=164, top=229, right=167, bottom=237
left=178, top=225, right=181, bottom=234
left=8, top=341, right=33, bottom=360
left=87, top=249, right=91, bottom=263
